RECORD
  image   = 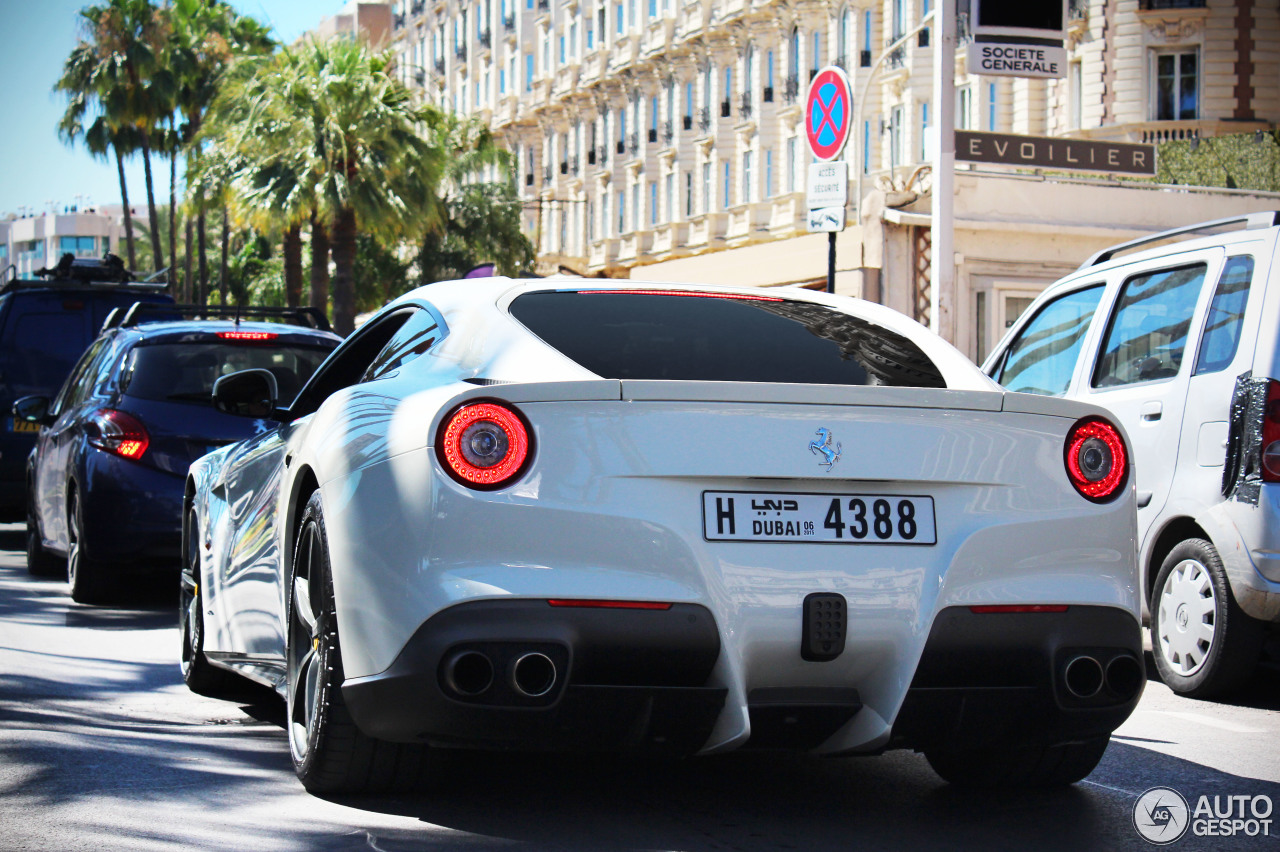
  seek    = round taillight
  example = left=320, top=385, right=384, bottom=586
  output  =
left=1064, top=417, right=1128, bottom=503
left=437, top=402, right=531, bottom=489
left=1263, top=440, right=1280, bottom=478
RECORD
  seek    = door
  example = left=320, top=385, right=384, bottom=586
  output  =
left=1085, top=250, right=1224, bottom=543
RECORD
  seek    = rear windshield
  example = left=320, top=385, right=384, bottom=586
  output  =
left=119, top=341, right=334, bottom=406
left=509, top=290, right=946, bottom=388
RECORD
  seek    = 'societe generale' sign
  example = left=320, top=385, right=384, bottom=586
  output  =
left=956, top=131, right=1157, bottom=177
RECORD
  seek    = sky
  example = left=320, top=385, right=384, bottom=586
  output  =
left=0, top=0, right=350, bottom=218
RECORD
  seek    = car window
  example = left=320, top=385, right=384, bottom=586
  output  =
left=50, top=336, right=109, bottom=416
left=360, top=308, right=443, bottom=382
left=1092, top=263, right=1207, bottom=388
left=5, top=310, right=89, bottom=400
left=509, top=290, right=947, bottom=387
left=994, top=285, right=1104, bottom=396
left=119, top=341, right=335, bottom=407
left=1193, top=255, right=1254, bottom=376
left=290, top=310, right=416, bottom=417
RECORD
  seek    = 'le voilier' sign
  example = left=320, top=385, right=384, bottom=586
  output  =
left=956, top=131, right=1157, bottom=177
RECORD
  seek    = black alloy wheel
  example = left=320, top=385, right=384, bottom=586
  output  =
left=66, top=489, right=106, bottom=604
left=25, top=506, right=62, bottom=578
left=285, top=491, right=429, bottom=793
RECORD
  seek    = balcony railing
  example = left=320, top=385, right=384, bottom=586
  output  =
left=1069, top=0, right=1087, bottom=19
left=503, top=14, right=515, bottom=32
left=393, top=12, right=405, bottom=29
left=537, top=0, right=549, bottom=10
left=596, top=145, right=609, bottom=166
left=455, top=44, right=468, bottom=61
left=682, top=114, right=693, bottom=131
left=763, top=85, right=773, bottom=103
left=410, top=0, right=425, bottom=15
left=698, top=107, right=712, bottom=132
left=434, top=56, right=445, bottom=74
left=662, top=120, right=674, bottom=144
left=739, top=93, right=752, bottom=119
left=588, top=148, right=597, bottom=165
left=479, top=29, right=491, bottom=48
left=560, top=160, right=568, bottom=175
left=414, top=69, right=426, bottom=87
left=570, top=155, right=579, bottom=175
left=647, top=127, right=658, bottom=144
left=543, top=166, right=552, bottom=184
left=720, top=99, right=731, bottom=118
left=885, top=44, right=906, bottom=70
left=627, top=132, right=639, bottom=154
left=783, top=75, right=800, bottom=104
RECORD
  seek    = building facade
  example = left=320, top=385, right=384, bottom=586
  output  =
left=0, top=208, right=134, bottom=281
left=389, top=0, right=1280, bottom=360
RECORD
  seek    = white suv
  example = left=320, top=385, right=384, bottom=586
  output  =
left=984, top=211, right=1280, bottom=699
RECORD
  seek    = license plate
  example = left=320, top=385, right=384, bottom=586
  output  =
left=702, top=491, right=937, bottom=545
left=11, top=417, right=40, bottom=434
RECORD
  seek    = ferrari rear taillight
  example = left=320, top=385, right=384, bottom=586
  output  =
left=1261, top=380, right=1280, bottom=481
left=437, top=402, right=531, bottom=489
left=1064, top=417, right=1128, bottom=502
left=87, top=409, right=150, bottom=461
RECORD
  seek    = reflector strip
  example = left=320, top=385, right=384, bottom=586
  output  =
left=574, top=289, right=784, bottom=302
left=546, top=599, right=674, bottom=610
left=217, top=331, right=278, bottom=341
left=969, top=605, right=1069, bottom=614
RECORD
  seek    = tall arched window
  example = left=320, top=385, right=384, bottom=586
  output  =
left=788, top=27, right=800, bottom=80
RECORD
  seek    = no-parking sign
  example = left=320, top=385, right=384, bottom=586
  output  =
left=805, top=66, right=853, bottom=162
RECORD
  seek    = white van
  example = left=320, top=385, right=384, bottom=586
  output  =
left=983, top=211, right=1280, bottom=699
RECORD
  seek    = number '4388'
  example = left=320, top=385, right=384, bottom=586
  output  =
left=823, top=497, right=918, bottom=540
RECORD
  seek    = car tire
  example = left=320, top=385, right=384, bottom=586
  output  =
left=925, top=736, right=1110, bottom=788
left=1150, top=538, right=1265, bottom=699
left=286, top=491, right=430, bottom=793
left=180, top=509, right=242, bottom=697
left=67, top=489, right=107, bottom=604
left=26, top=508, right=63, bottom=578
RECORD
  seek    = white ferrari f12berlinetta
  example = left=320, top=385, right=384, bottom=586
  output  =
left=181, top=278, right=1142, bottom=793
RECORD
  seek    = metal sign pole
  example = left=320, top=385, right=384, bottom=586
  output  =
left=827, top=232, right=836, bottom=293
left=930, top=0, right=955, bottom=336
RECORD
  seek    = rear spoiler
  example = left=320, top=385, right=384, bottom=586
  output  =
left=102, top=302, right=332, bottom=332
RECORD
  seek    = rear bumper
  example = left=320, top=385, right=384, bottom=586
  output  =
left=79, top=452, right=183, bottom=566
left=889, top=605, right=1144, bottom=753
left=342, top=599, right=726, bottom=752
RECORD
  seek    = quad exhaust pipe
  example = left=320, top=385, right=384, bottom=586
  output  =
left=1062, top=653, right=1142, bottom=701
left=442, top=648, right=561, bottom=700
left=510, top=652, right=558, bottom=698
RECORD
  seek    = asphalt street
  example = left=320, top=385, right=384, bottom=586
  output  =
left=1, top=521, right=1278, bottom=852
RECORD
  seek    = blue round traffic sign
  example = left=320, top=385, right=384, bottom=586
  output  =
left=805, top=66, right=853, bottom=162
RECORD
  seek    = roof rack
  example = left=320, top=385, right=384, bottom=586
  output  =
left=0, top=252, right=169, bottom=296
left=1081, top=211, right=1280, bottom=270
left=105, top=302, right=332, bottom=332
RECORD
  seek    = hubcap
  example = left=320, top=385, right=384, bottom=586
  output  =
left=287, top=523, right=324, bottom=762
left=180, top=514, right=201, bottom=672
left=67, top=497, right=81, bottom=588
left=1157, top=558, right=1217, bottom=677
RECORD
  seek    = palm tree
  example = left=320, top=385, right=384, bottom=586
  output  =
left=163, top=0, right=273, bottom=300
left=55, top=40, right=142, bottom=270
left=80, top=0, right=173, bottom=273
left=201, top=39, right=444, bottom=333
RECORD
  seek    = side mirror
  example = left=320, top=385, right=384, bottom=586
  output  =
left=212, top=369, right=279, bottom=419
left=12, top=395, right=53, bottom=427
